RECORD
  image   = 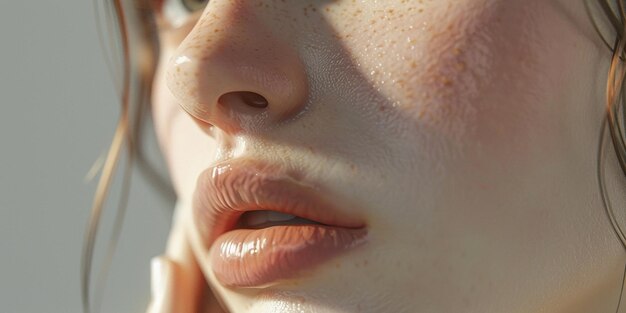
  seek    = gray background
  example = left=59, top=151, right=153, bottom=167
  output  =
left=0, top=1, right=171, bottom=312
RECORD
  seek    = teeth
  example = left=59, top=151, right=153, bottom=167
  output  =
left=267, top=211, right=296, bottom=222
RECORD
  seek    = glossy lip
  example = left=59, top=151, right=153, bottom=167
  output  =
left=192, top=159, right=368, bottom=287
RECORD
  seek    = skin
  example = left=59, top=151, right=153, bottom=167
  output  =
left=149, top=0, right=626, bottom=312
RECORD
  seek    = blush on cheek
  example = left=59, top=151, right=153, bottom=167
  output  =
left=409, top=25, right=494, bottom=143
left=333, top=1, right=507, bottom=150
left=398, top=2, right=505, bottom=141
left=396, top=0, right=560, bottom=159
left=465, top=1, right=579, bottom=161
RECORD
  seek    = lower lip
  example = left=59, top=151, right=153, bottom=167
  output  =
left=210, top=225, right=368, bottom=287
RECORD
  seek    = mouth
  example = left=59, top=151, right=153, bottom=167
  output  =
left=192, top=159, right=368, bottom=288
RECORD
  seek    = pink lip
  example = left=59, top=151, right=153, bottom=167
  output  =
left=192, top=159, right=368, bottom=287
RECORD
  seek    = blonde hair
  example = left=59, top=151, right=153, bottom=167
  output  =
left=82, top=1, right=626, bottom=312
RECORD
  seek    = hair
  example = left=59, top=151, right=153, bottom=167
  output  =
left=81, top=1, right=168, bottom=312
left=591, top=0, right=626, bottom=250
left=81, top=1, right=626, bottom=312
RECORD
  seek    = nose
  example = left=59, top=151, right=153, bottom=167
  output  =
left=166, top=2, right=309, bottom=134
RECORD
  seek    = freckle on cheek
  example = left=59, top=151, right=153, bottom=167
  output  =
left=396, top=14, right=499, bottom=144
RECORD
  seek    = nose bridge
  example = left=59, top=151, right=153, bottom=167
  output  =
left=166, top=1, right=308, bottom=134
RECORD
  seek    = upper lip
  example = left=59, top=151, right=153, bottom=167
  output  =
left=192, top=159, right=366, bottom=247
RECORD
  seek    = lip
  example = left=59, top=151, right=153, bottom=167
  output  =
left=192, top=159, right=368, bottom=288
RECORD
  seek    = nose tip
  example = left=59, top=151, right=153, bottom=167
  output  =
left=165, top=4, right=308, bottom=135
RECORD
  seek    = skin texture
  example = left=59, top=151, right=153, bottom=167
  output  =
left=150, top=0, right=626, bottom=312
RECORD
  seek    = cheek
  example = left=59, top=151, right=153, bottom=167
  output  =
left=327, top=0, right=570, bottom=158
left=152, top=50, right=217, bottom=200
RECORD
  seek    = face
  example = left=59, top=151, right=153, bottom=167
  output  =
left=151, top=0, right=626, bottom=312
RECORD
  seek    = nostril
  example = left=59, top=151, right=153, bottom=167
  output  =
left=218, top=91, right=269, bottom=109
left=239, top=91, right=269, bottom=108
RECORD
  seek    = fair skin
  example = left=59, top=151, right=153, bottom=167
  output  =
left=147, top=0, right=626, bottom=312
